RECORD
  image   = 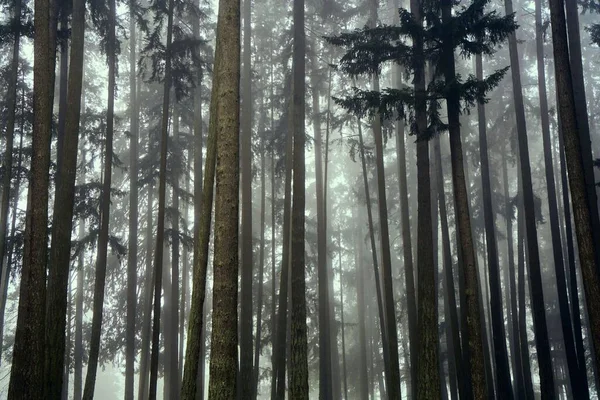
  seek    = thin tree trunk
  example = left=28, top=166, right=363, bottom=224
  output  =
left=0, top=0, right=21, bottom=315
left=504, top=0, right=556, bottom=396
left=475, top=53, right=513, bottom=399
left=8, top=0, right=56, bottom=395
left=367, top=1, right=401, bottom=397
left=269, top=66, right=277, bottom=400
left=517, top=200, right=535, bottom=399
left=311, top=41, right=333, bottom=400
left=434, top=135, right=465, bottom=400
left=252, top=100, right=267, bottom=399
left=355, top=211, right=369, bottom=400
left=440, top=1, right=484, bottom=398
left=205, top=0, right=241, bottom=397
left=502, top=150, right=525, bottom=397
left=62, top=278, right=72, bottom=400
left=148, top=0, right=175, bottom=393
left=337, top=229, right=349, bottom=400
left=239, top=0, right=254, bottom=394
left=82, top=0, right=115, bottom=395
left=392, top=3, right=416, bottom=395
left=534, top=0, right=586, bottom=394
left=73, top=147, right=86, bottom=400
left=169, top=107, right=181, bottom=400
left=549, top=0, right=600, bottom=378
left=125, top=2, right=139, bottom=397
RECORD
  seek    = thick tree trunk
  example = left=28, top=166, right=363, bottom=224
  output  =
left=125, top=3, right=139, bottom=398
left=82, top=0, right=116, bottom=395
left=504, top=0, right=556, bottom=396
left=549, top=0, right=600, bottom=378
left=8, top=0, right=56, bottom=396
left=564, top=0, right=600, bottom=272
left=206, top=0, right=241, bottom=395
left=148, top=0, right=175, bottom=395
left=475, top=53, right=513, bottom=399
left=289, top=0, right=309, bottom=396
left=239, top=0, right=254, bottom=394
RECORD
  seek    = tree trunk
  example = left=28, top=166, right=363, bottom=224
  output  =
left=549, top=0, right=600, bottom=378
left=355, top=212, right=369, bottom=400
left=252, top=100, right=268, bottom=399
left=269, top=67, right=277, bottom=400
left=475, top=53, right=513, bottom=399
left=564, top=0, right=600, bottom=273
left=239, top=0, right=254, bottom=394
left=356, top=114, right=390, bottom=394
left=517, top=200, right=535, bottom=399
left=81, top=0, right=115, bottom=395
left=367, top=2, right=401, bottom=397
left=535, top=0, right=587, bottom=394
left=504, top=0, right=556, bottom=396
left=73, top=149, right=86, bottom=400
left=205, top=0, right=241, bottom=397
left=138, top=170, right=154, bottom=400
left=181, top=5, right=217, bottom=397
left=434, top=135, right=465, bottom=400
left=148, top=0, right=175, bottom=394
left=8, top=0, right=56, bottom=396
left=289, top=0, right=309, bottom=396
left=0, top=0, right=21, bottom=316
left=310, top=41, right=333, bottom=400
left=337, top=229, right=348, bottom=400
left=125, top=2, right=139, bottom=397
left=439, top=1, right=485, bottom=398
left=392, top=3, right=416, bottom=395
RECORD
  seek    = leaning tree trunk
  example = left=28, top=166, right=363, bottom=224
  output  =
left=148, top=0, right=175, bottom=395
left=534, top=0, right=587, bottom=394
left=440, top=1, right=485, bottom=398
left=180, top=5, right=217, bottom=399
left=206, top=0, right=241, bottom=395
left=564, top=0, right=600, bottom=272
left=475, top=54, right=513, bottom=399
left=239, top=0, right=254, bottom=394
left=82, top=0, right=116, bottom=396
left=289, top=0, right=309, bottom=396
left=125, top=2, right=139, bottom=398
left=367, top=1, right=402, bottom=397
left=8, top=0, right=56, bottom=396
left=504, top=0, right=556, bottom=396
left=549, top=0, right=600, bottom=377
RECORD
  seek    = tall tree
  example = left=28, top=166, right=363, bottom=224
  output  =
left=504, top=0, right=555, bottom=395
left=205, top=0, right=241, bottom=396
left=548, top=0, right=600, bottom=377
left=288, top=0, right=309, bottom=397
left=354, top=213, right=369, bottom=400
left=8, top=0, right=56, bottom=396
left=239, top=0, right=254, bottom=395
left=45, top=0, right=86, bottom=393
left=82, top=0, right=117, bottom=395
left=534, top=0, right=586, bottom=394
left=148, top=0, right=175, bottom=394
left=310, top=40, right=333, bottom=400
left=125, top=1, right=139, bottom=397
left=475, top=53, right=513, bottom=399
